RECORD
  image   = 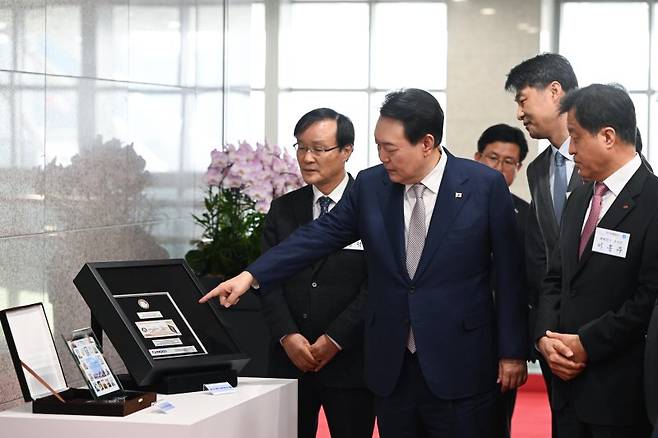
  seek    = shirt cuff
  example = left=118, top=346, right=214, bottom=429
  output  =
left=325, top=334, right=343, bottom=350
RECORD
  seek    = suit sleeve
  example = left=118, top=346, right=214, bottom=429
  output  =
left=489, top=174, right=528, bottom=359
left=534, top=237, right=563, bottom=342
left=578, top=211, right=658, bottom=363
left=258, top=198, right=299, bottom=341
left=325, top=275, right=368, bottom=351
left=525, top=197, right=548, bottom=312
left=247, top=174, right=362, bottom=291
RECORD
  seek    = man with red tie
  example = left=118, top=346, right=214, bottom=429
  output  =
left=535, top=84, right=657, bottom=437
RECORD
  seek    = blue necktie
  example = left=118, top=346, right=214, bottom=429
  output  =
left=553, top=151, right=567, bottom=221
left=318, top=196, right=332, bottom=217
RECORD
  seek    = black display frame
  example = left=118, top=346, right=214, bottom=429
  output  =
left=73, top=259, right=249, bottom=392
left=0, top=303, right=68, bottom=403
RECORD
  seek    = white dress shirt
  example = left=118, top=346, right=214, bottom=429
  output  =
left=403, top=148, right=447, bottom=239
left=312, top=173, right=349, bottom=219
left=549, top=137, right=576, bottom=201
left=581, top=153, right=642, bottom=232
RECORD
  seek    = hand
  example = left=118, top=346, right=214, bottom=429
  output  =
left=281, top=334, right=319, bottom=372
left=537, top=333, right=586, bottom=381
left=198, top=271, right=254, bottom=307
left=309, top=335, right=340, bottom=372
left=497, top=358, right=527, bottom=392
left=545, top=330, right=588, bottom=363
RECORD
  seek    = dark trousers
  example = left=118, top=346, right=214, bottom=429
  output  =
left=537, top=353, right=559, bottom=437
left=494, top=388, right=516, bottom=438
left=375, top=351, right=496, bottom=438
left=297, top=373, right=375, bottom=438
left=556, top=398, right=652, bottom=438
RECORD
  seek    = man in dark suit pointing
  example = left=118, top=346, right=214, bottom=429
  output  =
left=536, top=84, right=657, bottom=437
left=259, top=108, right=374, bottom=438
left=202, top=89, right=528, bottom=438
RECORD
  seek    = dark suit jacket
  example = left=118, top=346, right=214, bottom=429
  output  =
left=249, top=150, right=528, bottom=399
left=512, top=193, right=531, bottom=354
left=647, top=299, right=658, bottom=426
left=526, top=148, right=583, bottom=353
left=535, top=164, right=658, bottom=426
left=512, top=193, right=529, bottom=245
left=259, top=177, right=368, bottom=388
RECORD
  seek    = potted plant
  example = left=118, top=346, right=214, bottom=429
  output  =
left=186, top=142, right=304, bottom=279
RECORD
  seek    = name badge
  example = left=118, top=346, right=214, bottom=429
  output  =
left=343, top=240, right=364, bottom=251
left=154, top=400, right=176, bottom=413
left=592, top=227, right=630, bottom=258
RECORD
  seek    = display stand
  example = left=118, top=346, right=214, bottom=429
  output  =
left=73, top=259, right=249, bottom=394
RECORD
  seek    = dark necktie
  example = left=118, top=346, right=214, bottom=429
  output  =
left=579, top=182, right=609, bottom=258
left=406, top=184, right=427, bottom=353
left=318, top=196, right=332, bottom=217
left=553, top=151, right=568, bottom=221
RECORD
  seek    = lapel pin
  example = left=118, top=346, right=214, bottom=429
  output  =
left=622, top=204, right=629, bottom=209
left=455, top=192, right=462, bottom=198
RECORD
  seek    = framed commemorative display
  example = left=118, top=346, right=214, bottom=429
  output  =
left=73, top=259, right=249, bottom=393
left=0, top=303, right=155, bottom=416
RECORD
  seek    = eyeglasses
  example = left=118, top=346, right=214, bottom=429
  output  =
left=483, top=154, right=519, bottom=169
left=293, top=143, right=341, bottom=156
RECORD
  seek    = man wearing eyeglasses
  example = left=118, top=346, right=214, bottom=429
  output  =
left=474, top=123, right=530, bottom=438
left=259, top=108, right=375, bottom=438
left=474, top=124, right=530, bottom=236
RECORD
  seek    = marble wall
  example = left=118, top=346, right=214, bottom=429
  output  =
left=446, top=0, right=542, bottom=201
left=0, top=0, right=231, bottom=409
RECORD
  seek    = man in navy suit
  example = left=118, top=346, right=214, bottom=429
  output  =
left=201, top=89, right=528, bottom=438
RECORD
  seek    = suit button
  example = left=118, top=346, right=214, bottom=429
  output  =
left=409, top=286, right=416, bottom=294
left=570, top=289, right=576, bottom=297
left=302, top=313, right=308, bottom=319
left=311, top=282, right=318, bottom=288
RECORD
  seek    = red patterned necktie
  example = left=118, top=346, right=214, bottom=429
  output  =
left=579, top=182, right=609, bottom=258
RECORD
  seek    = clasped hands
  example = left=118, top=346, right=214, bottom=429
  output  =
left=537, top=330, right=588, bottom=381
left=198, top=273, right=339, bottom=372
left=198, top=273, right=534, bottom=382
left=282, top=333, right=339, bottom=372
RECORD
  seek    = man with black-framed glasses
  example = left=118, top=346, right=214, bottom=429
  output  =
left=259, top=107, right=375, bottom=438
left=474, top=123, right=530, bottom=438
left=475, top=123, right=530, bottom=239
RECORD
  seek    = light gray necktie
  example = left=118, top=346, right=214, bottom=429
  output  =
left=406, top=183, right=427, bottom=353
left=553, top=151, right=567, bottom=221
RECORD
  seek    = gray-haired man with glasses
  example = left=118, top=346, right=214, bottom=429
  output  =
left=260, top=108, right=375, bottom=438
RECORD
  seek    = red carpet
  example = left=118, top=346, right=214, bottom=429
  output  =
left=317, top=374, right=550, bottom=438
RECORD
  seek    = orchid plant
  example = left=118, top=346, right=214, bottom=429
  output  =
left=186, top=142, right=304, bottom=277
